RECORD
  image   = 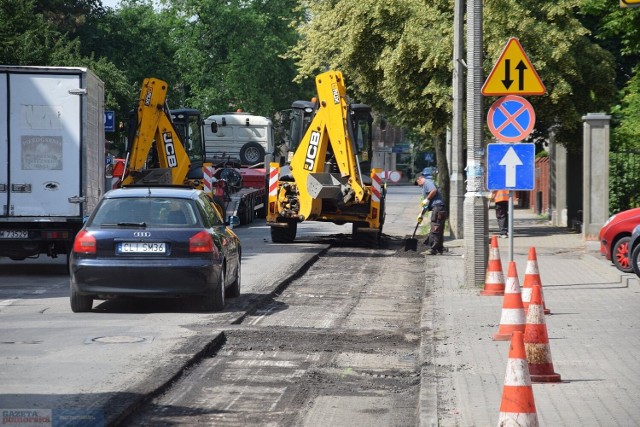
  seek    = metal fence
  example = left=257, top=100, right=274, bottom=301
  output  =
left=610, top=150, right=640, bottom=213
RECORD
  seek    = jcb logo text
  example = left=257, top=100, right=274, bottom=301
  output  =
left=304, top=131, right=321, bottom=170
left=144, top=88, right=153, bottom=106
left=163, top=132, right=178, bottom=167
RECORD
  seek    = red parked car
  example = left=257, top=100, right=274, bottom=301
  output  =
left=599, top=207, right=640, bottom=273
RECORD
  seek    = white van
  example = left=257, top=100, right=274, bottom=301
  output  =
left=203, top=111, right=276, bottom=166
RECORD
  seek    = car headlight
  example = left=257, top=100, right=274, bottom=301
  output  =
left=602, top=213, right=617, bottom=228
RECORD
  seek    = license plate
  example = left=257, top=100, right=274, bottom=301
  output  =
left=0, top=230, right=28, bottom=239
left=118, top=242, right=166, bottom=254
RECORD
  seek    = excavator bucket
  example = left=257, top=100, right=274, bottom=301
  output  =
left=306, top=173, right=344, bottom=199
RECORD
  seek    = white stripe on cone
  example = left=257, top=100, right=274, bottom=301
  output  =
left=503, top=359, right=532, bottom=386
left=499, top=308, right=527, bottom=326
left=497, top=412, right=538, bottom=426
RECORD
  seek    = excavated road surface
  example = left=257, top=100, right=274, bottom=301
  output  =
left=124, top=235, right=428, bottom=426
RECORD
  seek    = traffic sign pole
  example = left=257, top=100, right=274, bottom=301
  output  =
left=508, top=190, right=514, bottom=262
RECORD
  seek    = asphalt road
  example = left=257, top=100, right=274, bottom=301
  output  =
left=0, top=184, right=424, bottom=426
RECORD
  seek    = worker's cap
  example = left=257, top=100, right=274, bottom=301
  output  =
left=414, top=173, right=432, bottom=185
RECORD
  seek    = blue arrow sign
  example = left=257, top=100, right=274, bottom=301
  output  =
left=487, top=143, right=535, bottom=190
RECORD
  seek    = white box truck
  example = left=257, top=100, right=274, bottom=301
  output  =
left=203, top=111, right=278, bottom=166
left=0, top=65, right=105, bottom=262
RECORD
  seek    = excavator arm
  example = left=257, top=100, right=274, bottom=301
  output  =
left=289, top=70, right=367, bottom=220
left=121, top=78, right=191, bottom=186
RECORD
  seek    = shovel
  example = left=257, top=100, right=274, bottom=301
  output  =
left=404, top=207, right=428, bottom=251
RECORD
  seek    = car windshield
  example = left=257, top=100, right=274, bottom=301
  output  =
left=89, top=197, right=199, bottom=227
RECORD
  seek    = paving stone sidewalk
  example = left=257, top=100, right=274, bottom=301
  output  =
left=425, top=209, right=640, bottom=426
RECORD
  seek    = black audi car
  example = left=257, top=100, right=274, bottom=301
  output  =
left=69, top=186, right=241, bottom=312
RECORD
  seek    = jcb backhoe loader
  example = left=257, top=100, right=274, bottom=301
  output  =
left=120, top=78, right=207, bottom=188
left=266, top=70, right=386, bottom=243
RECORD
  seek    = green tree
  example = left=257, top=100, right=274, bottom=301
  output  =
left=0, top=0, right=61, bottom=64
left=167, top=0, right=309, bottom=116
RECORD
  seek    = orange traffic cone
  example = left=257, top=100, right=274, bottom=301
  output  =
left=524, top=285, right=561, bottom=383
left=481, top=235, right=505, bottom=296
left=497, top=331, right=539, bottom=426
left=521, top=247, right=551, bottom=314
left=493, top=262, right=527, bottom=341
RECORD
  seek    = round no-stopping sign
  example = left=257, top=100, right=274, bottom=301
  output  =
left=487, top=95, right=535, bottom=142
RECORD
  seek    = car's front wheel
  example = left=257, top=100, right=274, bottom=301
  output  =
left=613, top=236, right=633, bottom=273
left=70, top=288, right=93, bottom=313
left=203, top=269, right=225, bottom=312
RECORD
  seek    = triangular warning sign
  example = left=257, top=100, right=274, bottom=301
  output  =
left=482, top=38, right=546, bottom=96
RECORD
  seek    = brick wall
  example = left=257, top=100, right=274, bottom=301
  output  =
left=529, top=156, right=550, bottom=215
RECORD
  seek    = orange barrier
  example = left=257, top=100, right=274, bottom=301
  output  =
left=480, top=235, right=505, bottom=296
left=497, top=331, right=539, bottom=426
left=521, top=247, right=551, bottom=314
left=524, top=285, right=561, bottom=383
left=493, top=261, right=527, bottom=341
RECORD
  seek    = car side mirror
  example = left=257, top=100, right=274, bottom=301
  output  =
left=226, top=215, right=240, bottom=227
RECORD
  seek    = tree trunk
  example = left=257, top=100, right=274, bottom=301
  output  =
left=434, top=134, right=450, bottom=211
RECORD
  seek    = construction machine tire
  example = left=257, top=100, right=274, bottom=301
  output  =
left=270, top=222, right=297, bottom=243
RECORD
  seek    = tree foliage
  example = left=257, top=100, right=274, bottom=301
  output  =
left=292, top=0, right=617, bottom=154
left=165, top=0, right=309, bottom=116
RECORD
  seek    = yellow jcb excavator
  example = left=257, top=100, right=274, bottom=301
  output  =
left=266, top=70, right=386, bottom=242
left=120, top=78, right=207, bottom=188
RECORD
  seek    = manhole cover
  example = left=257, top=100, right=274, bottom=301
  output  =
left=91, top=335, right=147, bottom=344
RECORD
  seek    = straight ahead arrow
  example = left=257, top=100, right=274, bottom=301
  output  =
left=499, top=147, right=523, bottom=187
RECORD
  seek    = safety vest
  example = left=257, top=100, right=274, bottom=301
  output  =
left=493, top=190, right=509, bottom=203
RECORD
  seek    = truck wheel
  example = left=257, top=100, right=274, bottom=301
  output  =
left=70, top=289, right=93, bottom=313
left=271, top=222, right=297, bottom=243
left=248, top=198, right=255, bottom=223
left=226, top=260, right=241, bottom=298
left=203, top=269, right=225, bottom=312
left=613, top=236, right=632, bottom=273
left=240, top=142, right=266, bottom=166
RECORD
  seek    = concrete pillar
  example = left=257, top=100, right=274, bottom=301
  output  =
left=582, top=113, right=610, bottom=239
left=549, top=129, right=568, bottom=227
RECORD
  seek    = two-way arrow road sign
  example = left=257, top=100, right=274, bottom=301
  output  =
left=487, top=143, right=535, bottom=190
left=482, top=38, right=546, bottom=96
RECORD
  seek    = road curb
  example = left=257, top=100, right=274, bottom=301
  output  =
left=418, top=256, right=438, bottom=427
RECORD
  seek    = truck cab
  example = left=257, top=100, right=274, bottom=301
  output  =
left=203, top=111, right=281, bottom=166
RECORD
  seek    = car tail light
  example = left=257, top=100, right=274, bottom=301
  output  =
left=73, top=230, right=96, bottom=254
left=189, top=230, right=215, bottom=253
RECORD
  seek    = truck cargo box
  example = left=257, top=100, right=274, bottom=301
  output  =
left=0, top=65, right=105, bottom=260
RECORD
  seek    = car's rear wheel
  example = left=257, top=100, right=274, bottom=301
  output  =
left=226, top=261, right=241, bottom=298
left=70, top=288, right=93, bottom=313
left=613, top=236, right=633, bottom=272
left=203, top=269, right=225, bottom=312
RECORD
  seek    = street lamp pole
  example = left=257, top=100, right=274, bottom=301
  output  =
left=463, top=0, right=489, bottom=287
